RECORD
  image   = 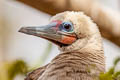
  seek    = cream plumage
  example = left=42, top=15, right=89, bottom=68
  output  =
left=19, top=11, right=105, bottom=80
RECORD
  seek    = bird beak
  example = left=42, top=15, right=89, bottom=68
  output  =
left=19, top=22, right=76, bottom=45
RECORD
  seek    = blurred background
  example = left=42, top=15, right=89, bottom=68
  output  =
left=0, top=0, right=120, bottom=80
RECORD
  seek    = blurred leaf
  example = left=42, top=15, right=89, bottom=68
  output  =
left=108, top=67, right=115, bottom=75
left=6, top=60, right=28, bottom=80
left=113, top=71, right=120, bottom=80
left=99, top=72, right=113, bottom=80
left=99, top=57, right=120, bottom=80
left=114, top=57, right=120, bottom=66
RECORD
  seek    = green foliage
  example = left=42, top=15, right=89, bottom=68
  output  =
left=0, top=42, right=52, bottom=80
left=114, top=57, right=120, bottom=66
left=99, top=57, right=120, bottom=80
left=6, top=60, right=28, bottom=80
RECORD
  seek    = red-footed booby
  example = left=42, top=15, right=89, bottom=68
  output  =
left=19, top=11, right=105, bottom=80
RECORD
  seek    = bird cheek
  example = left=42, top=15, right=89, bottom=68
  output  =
left=60, top=36, right=77, bottom=44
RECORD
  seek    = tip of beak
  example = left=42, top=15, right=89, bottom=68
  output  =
left=18, top=27, right=27, bottom=33
left=18, top=27, right=37, bottom=35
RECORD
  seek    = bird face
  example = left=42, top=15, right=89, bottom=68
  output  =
left=19, top=19, right=77, bottom=47
left=19, top=11, right=99, bottom=52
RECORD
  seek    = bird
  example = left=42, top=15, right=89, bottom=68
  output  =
left=19, top=11, right=105, bottom=80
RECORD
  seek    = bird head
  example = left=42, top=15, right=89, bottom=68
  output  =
left=19, top=11, right=101, bottom=52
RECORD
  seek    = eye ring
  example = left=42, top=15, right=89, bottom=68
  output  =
left=60, top=22, right=73, bottom=32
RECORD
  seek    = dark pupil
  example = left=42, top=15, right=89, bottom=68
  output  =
left=64, top=24, right=70, bottom=30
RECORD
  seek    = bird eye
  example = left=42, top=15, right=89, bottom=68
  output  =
left=60, top=22, right=73, bottom=32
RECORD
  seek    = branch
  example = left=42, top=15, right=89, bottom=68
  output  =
left=17, top=0, right=120, bottom=47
